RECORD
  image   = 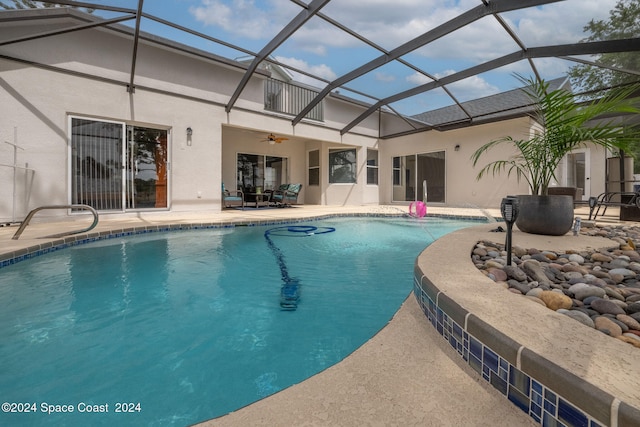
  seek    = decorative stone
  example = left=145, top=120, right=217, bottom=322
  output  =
left=589, top=270, right=610, bottom=279
left=610, top=299, right=628, bottom=310
left=609, top=273, right=625, bottom=283
left=627, top=302, right=640, bottom=314
left=590, top=253, right=612, bottom=263
left=610, top=318, right=629, bottom=332
left=508, top=280, right=531, bottom=295
left=557, top=309, right=594, bottom=328
left=562, top=264, right=588, bottom=275
left=583, top=296, right=601, bottom=306
left=503, top=265, right=527, bottom=282
left=532, top=253, right=552, bottom=263
left=604, top=287, right=625, bottom=301
left=619, top=288, right=640, bottom=298
left=522, top=260, right=552, bottom=285
left=486, top=260, right=505, bottom=269
left=526, top=288, right=544, bottom=298
left=473, top=226, right=640, bottom=351
left=488, top=268, right=508, bottom=282
left=623, top=332, right=640, bottom=342
left=622, top=251, right=640, bottom=261
left=609, top=258, right=631, bottom=269
left=564, top=271, right=585, bottom=281
left=609, top=267, right=635, bottom=278
left=473, top=247, right=488, bottom=256
left=538, top=291, right=573, bottom=311
left=594, top=316, right=623, bottom=336
left=590, top=298, right=626, bottom=315
left=590, top=278, right=610, bottom=288
left=568, top=254, right=584, bottom=264
left=572, top=285, right=606, bottom=301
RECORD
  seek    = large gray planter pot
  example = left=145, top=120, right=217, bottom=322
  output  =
left=515, top=195, right=574, bottom=236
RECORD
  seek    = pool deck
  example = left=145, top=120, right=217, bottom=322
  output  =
left=1, top=204, right=637, bottom=426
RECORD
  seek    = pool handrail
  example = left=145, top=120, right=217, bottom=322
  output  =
left=12, top=204, right=99, bottom=240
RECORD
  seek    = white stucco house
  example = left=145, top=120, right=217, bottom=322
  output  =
left=0, top=7, right=619, bottom=223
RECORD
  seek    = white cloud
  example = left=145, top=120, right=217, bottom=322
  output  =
left=406, top=69, right=499, bottom=101
left=274, top=56, right=337, bottom=87
left=510, top=0, right=618, bottom=46
left=187, top=0, right=623, bottom=104
left=189, top=1, right=617, bottom=64
left=375, top=72, right=396, bottom=82
left=446, top=75, right=500, bottom=101
left=406, top=72, right=432, bottom=86
left=190, top=0, right=296, bottom=40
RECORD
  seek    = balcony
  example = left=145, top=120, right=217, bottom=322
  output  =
left=264, top=78, right=323, bottom=122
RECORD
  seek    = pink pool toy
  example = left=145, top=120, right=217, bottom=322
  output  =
left=409, top=201, right=427, bottom=218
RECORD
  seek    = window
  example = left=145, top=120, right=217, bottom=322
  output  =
left=329, top=148, right=356, bottom=184
left=308, top=150, right=320, bottom=186
left=392, top=156, right=402, bottom=186
left=367, top=149, right=378, bottom=185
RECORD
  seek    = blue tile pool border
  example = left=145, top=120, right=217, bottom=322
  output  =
left=413, top=270, right=640, bottom=427
left=0, top=212, right=490, bottom=269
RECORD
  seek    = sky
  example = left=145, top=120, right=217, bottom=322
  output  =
left=93, top=0, right=621, bottom=115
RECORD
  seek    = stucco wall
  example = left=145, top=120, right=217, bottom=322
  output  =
left=0, top=59, right=228, bottom=218
left=379, top=119, right=534, bottom=209
left=0, top=13, right=384, bottom=220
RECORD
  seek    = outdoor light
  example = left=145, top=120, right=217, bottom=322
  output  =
left=454, top=144, right=460, bottom=151
left=186, top=127, right=193, bottom=146
left=500, top=196, right=519, bottom=266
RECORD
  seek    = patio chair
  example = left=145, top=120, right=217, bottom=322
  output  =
left=270, top=184, right=302, bottom=207
left=588, top=191, right=640, bottom=220
left=222, top=183, right=244, bottom=210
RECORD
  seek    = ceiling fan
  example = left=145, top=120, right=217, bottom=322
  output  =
left=261, top=133, right=288, bottom=144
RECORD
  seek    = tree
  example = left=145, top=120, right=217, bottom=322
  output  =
left=0, top=0, right=93, bottom=12
left=568, top=0, right=640, bottom=94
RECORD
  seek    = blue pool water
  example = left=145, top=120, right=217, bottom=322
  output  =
left=0, top=216, right=481, bottom=426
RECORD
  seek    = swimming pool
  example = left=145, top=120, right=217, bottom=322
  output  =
left=0, top=216, right=482, bottom=426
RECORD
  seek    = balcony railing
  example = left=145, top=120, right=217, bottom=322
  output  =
left=264, top=78, right=323, bottom=122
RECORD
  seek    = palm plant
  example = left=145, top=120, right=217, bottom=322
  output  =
left=471, top=75, right=640, bottom=196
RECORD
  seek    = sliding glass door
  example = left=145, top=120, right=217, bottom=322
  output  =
left=237, top=153, right=288, bottom=193
left=392, top=151, right=446, bottom=203
left=71, top=118, right=168, bottom=211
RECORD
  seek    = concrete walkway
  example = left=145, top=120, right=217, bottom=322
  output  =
left=0, top=204, right=628, bottom=426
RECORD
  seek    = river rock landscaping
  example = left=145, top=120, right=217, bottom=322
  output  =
left=473, top=224, right=640, bottom=349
